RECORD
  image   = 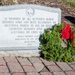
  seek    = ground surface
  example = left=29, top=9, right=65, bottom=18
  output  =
left=0, top=57, right=75, bottom=75
left=0, top=1, right=75, bottom=75
left=0, top=0, right=75, bottom=25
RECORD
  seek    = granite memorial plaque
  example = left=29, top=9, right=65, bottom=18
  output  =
left=0, top=4, right=61, bottom=50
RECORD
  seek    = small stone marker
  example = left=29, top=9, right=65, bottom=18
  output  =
left=0, top=4, right=61, bottom=56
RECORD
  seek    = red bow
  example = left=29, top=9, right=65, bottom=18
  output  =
left=62, top=24, right=74, bottom=46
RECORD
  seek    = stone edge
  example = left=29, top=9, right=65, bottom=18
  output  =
left=0, top=50, right=41, bottom=57
left=0, top=4, right=61, bottom=23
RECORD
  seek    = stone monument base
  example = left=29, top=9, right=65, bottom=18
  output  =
left=0, top=50, right=41, bottom=57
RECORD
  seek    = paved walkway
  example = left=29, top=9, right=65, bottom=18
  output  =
left=0, top=57, right=75, bottom=75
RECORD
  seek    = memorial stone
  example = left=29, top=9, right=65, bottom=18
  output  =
left=0, top=4, right=61, bottom=56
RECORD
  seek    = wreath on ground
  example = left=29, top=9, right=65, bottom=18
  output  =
left=40, top=23, right=75, bottom=62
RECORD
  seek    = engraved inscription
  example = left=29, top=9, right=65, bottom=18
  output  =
left=26, top=8, right=35, bottom=16
left=2, top=17, right=55, bottom=46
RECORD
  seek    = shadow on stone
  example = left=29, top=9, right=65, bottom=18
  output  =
left=65, top=16, right=75, bottom=25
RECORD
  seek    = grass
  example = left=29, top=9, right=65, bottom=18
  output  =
left=62, top=0, right=75, bottom=7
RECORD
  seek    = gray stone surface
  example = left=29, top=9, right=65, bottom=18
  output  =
left=53, top=72, right=66, bottom=75
left=7, top=62, right=23, bottom=73
left=0, top=50, right=41, bottom=57
left=33, top=62, right=44, bottom=72
left=27, top=72, right=40, bottom=75
left=56, top=62, right=72, bottom=71
left=0, top=73, right=11, bottom=75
